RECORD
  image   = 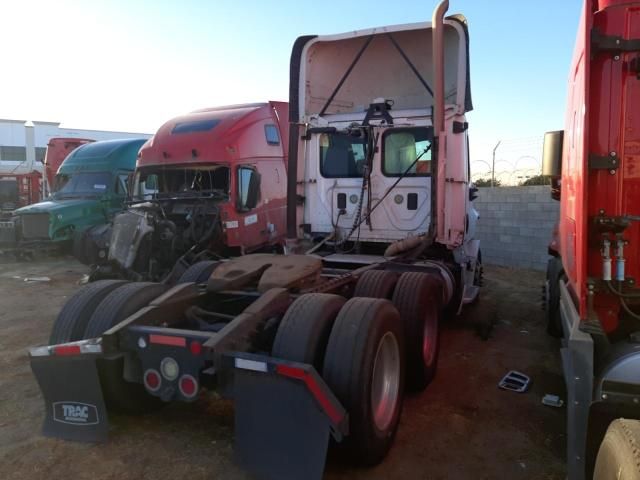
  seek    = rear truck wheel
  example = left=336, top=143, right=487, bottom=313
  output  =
left=84, top=282, right=169, bottom=339
left=49, top=280, right=128, bottom=344
left=84, top=282, right=170, bottom=413
left=177, top=260, right=221, bottom=284
left=322, top=297, right=405, bottom=466
left=594, top=419, right=640, bottom=480
left=392, top=271, right=442, bottom=391
left=353, top=270, right=398, bottom=299
left=545, top=256, right=563, bottom=338
left=271, top=293, right=345, bottom=371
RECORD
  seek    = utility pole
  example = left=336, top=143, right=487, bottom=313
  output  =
left=491, top=140, right=501, bottom=187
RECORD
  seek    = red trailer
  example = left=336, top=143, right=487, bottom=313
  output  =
left=543, top=1, right=640, bottom=478
left=0, top=172, right=41, bottom=215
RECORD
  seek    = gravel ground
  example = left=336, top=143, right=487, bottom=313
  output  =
left=0, top=256, right=567, bottom=479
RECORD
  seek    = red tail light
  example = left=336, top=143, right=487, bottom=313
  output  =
left=179, top=374, right=198, bottom=399
left=53, top=345, right=81, bottom=356
left=144, top=369, right=161, bottom=392
left=189, top=341, right=202, bottom=356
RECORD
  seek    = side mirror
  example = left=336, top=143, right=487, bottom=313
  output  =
left=469, top=185, right=479, bottom=202
left=542, top=130, right=563, bottom=177
left=245, top=170, right=260, bottom=209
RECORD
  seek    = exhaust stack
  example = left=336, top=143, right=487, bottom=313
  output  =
left=432, top=0, right=449, bottom=242
left=432, top=0, right=449, bottom=135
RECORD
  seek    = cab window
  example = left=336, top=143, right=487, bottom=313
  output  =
left=382, top=128, right=433, bottom=176
left=319, top=132, right=366, bottom=178
left=237, top=166, right=260, bottom=211
left=115, top=174, right=129, bottom=196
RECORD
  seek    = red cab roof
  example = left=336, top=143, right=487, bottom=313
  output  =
left=138, top=102, right=288, bottom=169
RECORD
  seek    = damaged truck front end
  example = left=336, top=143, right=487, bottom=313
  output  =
left=84, top=102, right=289, bottom=282
left=95, top=166, right=229, bottom=281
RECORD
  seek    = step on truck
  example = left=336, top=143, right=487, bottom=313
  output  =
left=80, top=102, right=289, bottom=282
left=28, top=2, right=481, bottom=479
left=543, top=1, right=640, bottom=479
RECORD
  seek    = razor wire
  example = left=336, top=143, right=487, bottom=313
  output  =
left=470, top=136, right=547, bottom=186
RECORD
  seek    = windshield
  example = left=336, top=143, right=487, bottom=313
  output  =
left=0, top=180, right=18, bottom=203
left=53, top=172, right=112, bottom=198
left=132, top=166, right=230, bottom=201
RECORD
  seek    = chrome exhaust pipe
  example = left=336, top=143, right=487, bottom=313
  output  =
left=432, top=0, right=449, bottom=135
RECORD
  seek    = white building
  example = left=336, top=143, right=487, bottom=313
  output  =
left=0, top=118, right=151, bottom=169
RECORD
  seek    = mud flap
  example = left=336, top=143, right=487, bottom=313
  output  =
left=229, top=353, right=347, bottom=480
left=30, top=354, right=108, bottom=442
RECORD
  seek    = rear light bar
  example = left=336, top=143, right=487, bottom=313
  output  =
left=29, top=339, right=102, bottom=357
left=149, top=334, right=187, bottom=348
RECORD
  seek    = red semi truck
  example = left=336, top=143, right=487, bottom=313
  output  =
left=82, top=102, right=289, bottom=281
left=543, top=1, right=640, bottom=478
left=42, top=137, right=94, bottom=197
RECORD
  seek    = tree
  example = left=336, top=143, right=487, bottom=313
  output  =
left=474, top=178, right=501, bottom=187
left=520, top=175, right=550, bottom=186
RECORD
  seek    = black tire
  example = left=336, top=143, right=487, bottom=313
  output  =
left=353, top=270, right=398, bottom=299
left=49, top=280, right=128, bottom=344
left=392, top=272, right=442, bottom=391
left=323, top=297, right=405, bottom=466
left=272, top=293, right=345, bottom=371
left=177, top=260, right=220, bottom=284
left=594, top=419, right=640, bottom=480
left=84, top=282, right=169, bottom=338
left=84, top=282, right=169, bottom=413
left=546, top=256, right=563, bottom=338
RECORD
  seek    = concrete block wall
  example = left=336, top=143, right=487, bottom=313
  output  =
left=473, top=186, right=559, bottom=271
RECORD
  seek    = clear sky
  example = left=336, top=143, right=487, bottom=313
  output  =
left=2, top=0, right=583, bottom=176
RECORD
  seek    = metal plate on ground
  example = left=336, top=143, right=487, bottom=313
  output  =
left=498, top=370, right=531, bottom=393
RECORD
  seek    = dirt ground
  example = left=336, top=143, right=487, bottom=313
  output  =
left=0, top=257, right=567, bottom=480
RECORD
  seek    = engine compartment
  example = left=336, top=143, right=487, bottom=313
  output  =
left=90, top=165, right=230, bottom=281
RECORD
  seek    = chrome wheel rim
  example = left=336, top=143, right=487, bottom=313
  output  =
left=371, top=332, right=401, bottom=431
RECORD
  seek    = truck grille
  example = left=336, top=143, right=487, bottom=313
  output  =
left=21, top=214, right=50, bottom=239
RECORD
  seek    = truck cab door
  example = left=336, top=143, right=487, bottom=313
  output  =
left=235, top=165, right=263, bottom=250
left=367, top=127, right=433, bottom=239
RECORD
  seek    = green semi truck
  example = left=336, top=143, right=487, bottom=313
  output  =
left=5, top=138, right=146, bottom=255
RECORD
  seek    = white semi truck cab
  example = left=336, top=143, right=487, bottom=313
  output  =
left=286, top=7, right=480, bottom=306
